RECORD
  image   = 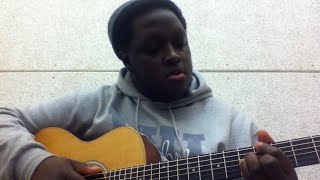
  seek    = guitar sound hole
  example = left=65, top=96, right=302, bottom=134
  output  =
left=85, top=160, right=108, bottom=173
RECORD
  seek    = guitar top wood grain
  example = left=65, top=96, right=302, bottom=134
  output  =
left=34, top=126, right=160, bottom=171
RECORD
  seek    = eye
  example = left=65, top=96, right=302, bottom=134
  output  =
left=142, top=40, right=162, bottom=55
left=174, top=38, right=187, bottom=49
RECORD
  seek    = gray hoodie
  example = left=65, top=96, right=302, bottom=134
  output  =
left=0, top=68, right=259, bottom=180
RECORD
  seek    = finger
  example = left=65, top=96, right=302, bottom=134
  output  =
left=259, top=154, right=285, bottom=180
left=244, top=152, right=267, bottom=180
left=71, top=160, right=101, bottom=176
left=66, top=171, right=86, bottom=180
left=255, top=142, right=294, bottom=174
left=257, top=130, right=275, bottom=144
left=239, top=159, right=250, bottom=180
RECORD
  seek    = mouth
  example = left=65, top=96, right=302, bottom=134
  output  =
left=167, top=69, right=186, bottom=81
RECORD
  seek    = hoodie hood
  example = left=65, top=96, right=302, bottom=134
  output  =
left=116, top=68, right=213, bottom=108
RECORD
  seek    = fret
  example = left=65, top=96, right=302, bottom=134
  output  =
left=143, top=165, right=146, bottom=180
left=109, top=171, right=115, bottom=180
left=313, top=135, right=320, bottom=162
left=236, top=149, right=243, bottom=178
left=222, top=151, right=228, bottom=180
left=198, top=154, right=214, bottom=180
left=236, top=148, right=241, bottom=161
left=119, top=170, right=122, bottom=180
left=290, top=140, right=299, bottom=167
left=209, top=154, right=215, bottom=180
left=176, top=159, right=180, bottom=180
left=125, top=167, right=132, bottom=179
left=137, top=165, right=144, bottom=180
left=224, top=150, right=241, bottom=179
left=177, top=158, right=188, bottom=179
left=168, top=160, right=178, bottom=180
left=187, top=156, right=200, bottom=179
left=150, top=163, right=153, bottom=180
left=131, top=166, right=138, bottom=179
left=292, top=137, right=319, bottom=167
left=273, top=140, right=298, bottom=167
left=166, top=161, right=170, bottom=180
left=311, top=136, right=320, bottom=163
left=114, top=169, right=119, bottom=180
left=158, top=162, right=161, bottom=180
left=159, top=162, right=168, bottom=179
left=186, top=157, right=190, bottom=179
left=197, top=156, right=202, bottom=180
left=151, top=163, right=159, bottom=179
left=144, top=164, right=152, bottom=180
left=120, top=168, right=126, bottom=180
left=211, top=152, right=226, bottom=180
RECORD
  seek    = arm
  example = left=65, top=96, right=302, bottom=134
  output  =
left=0, top=87, right=105, bottom=180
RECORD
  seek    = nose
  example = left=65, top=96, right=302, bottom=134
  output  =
left=163, top=43, right=181, bottom=65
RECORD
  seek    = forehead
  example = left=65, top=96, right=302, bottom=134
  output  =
left=131, top=8, right=186, bottom=40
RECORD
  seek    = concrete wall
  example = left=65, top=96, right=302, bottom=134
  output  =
left=1, top=0, right=319, bottom=179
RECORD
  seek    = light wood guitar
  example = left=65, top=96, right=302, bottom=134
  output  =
left=35, top=127, right=320, bottom=180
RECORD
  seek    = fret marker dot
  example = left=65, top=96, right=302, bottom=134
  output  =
left=192, top=168, right=195, bottom=172
left=217, top=164, right=220, bottom=168
left=139, top=178, right=142, bottom=180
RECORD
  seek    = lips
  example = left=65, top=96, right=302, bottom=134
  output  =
left=167, top=69, right=186, bottom=80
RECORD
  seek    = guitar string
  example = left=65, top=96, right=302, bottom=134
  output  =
left=86, top=146, right=318, bottom=179
left=84, top=138, right=320, bottom=179
left=88, top=154, right=320, bottom=180
left=90, top=153, right=320, bottom=180
left=89, top=165, right=241, bottom=180
left=88, top=152, right=319, bottom=180
left=85, top=141, right=320, bottom=179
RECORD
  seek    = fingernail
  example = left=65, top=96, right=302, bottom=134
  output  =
left=254, top=141, right=263, bottom=149
left=239, top=159, right=244, bottom=165
left=87, top=164, right=100, bottom=169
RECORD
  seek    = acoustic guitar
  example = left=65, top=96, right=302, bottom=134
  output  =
left=34, top=126, right=320, bottom=180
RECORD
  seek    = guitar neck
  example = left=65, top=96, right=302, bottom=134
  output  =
left=85, top=135, right=320, bottom=180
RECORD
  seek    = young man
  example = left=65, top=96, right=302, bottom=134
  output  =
left=0, top=0, right=297, bottom=179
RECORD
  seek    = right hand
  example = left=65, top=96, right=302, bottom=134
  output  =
left=31, top=156, right=101, bottom=180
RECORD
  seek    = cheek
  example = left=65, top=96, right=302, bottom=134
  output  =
left=133, top=58, right=164, bottom=78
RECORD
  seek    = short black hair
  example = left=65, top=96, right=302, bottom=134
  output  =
left=108, top=0, right=187, bottom=60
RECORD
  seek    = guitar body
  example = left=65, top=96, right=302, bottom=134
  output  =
left=34, top=127, right=161, bottom=171
left=35, top=127, right=320, bottom=180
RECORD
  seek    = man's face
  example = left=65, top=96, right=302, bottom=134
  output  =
left=125, top=8, right=192, bottom=102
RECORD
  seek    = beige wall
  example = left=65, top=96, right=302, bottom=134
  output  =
left=1, top=0, right=319, bottom=179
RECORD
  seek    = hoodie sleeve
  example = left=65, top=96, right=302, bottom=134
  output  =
left=0, top=86, right=111, bottom=180
left=227, top=108, right=260, bottom=150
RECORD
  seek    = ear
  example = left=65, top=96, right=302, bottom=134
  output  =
left=119, top=51, right=134, bottom=72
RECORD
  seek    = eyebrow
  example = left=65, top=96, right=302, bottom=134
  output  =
left=140, top=30, right=186, bottom=43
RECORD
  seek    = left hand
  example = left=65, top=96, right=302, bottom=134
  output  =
left=239, top=130, right=298, bottom=180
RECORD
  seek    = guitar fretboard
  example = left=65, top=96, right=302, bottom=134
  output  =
left=85, top=135, right=320, bottom=180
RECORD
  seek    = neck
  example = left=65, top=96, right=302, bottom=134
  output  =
left=85, top=135, right=320, bottom=180
left=131, top=75, right=190, bottom=103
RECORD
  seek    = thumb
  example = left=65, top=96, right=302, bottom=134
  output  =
left=71, top=160, right=101, bottom=176
left=257, top=130, right=275, bottom=144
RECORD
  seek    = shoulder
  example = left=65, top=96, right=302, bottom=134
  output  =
left=74, top=84, right=116, bottom=99
left=207, top=96, right=258, bottom=129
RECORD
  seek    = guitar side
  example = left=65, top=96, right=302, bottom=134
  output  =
left=34, top=126, right=161, bottom=171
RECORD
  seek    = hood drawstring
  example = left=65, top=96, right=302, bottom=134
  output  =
left=135, top=96, right=140, bottom=130
left=168, top=105, right=184, bottom=154
left=134, top=97, right=184, bottom=155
